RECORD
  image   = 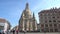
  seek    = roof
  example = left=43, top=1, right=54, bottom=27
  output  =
left=38, top=8, right=60, bottom=14
left=0, top=18, right=6, bottom=23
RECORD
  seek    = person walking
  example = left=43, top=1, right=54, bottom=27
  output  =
left=13, top=29, right=15, bottom=34
left=16, top=30, right=18, bottom=34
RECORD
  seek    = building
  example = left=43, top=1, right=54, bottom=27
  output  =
left=0, top=18, right=11, bottom=33
left=37, top=24, right=40, bottom=32
left=12, top=25, right=18, bottom=31
left=38, top=8, right=60, bottom=32
left=19, top=3, right=37, bottom=32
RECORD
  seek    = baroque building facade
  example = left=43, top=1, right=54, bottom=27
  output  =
left=19, top=3, right=37, bottom=32
left=38, top=8, right=60, bottom=32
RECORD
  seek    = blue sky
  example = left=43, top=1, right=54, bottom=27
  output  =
left=0, top=0, right=60, bottom=28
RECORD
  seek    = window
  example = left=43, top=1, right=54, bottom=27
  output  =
left=57, top=17, right=59, bottom=18
left=45, top=21, right=47, bottom=23
left=49, top=20, right=52, bottom=22
left=40, top=14, right=42, bottom=16
left=44, top=17, right=47, bottom=19
left=44, top=14, right=47, bottom=16
left=40, top=13, right=44, bottom=16
left=48, top=16, right=51, bottom=19
left=54, top=24, right=57, bottom=27
left=41, top=24, right=44, bottom=27
left=41, top=29, right=44, bottom=32
left=24, top=19, right=27, bottom=30
left=48, top=13, right=50, bottom=16
left=0, top=26, right=4, bottom=30
left=53, top=20, right=56, bottom=22
left=37, top=29, right=40, bottom=32
left=59, top=13, right=60, bottom=15
left=59, top=24, right=60, bottom=28
left=45, top=24, right=48, bottom=27
left=49, top=24, right=52, bottom=27
left=52, top=17, right=55, bottom=18
left=40, top=17, right=43, bottom=19
left=55, top=29, right=58, bottom=32
left=58, top=21, right=60, bottom=22
left=44, top=28, right=49, bottom=32
left=40, top=20, right=43, bottom=23
left=50, top=13, right=52, bottom=15
left=42, top=14, right=44, bottom=15
left=50, top=29, right=53, bottom=32
left=46, top=13, right=48, bottom=15
left=52, top=13, right=55, bottom=15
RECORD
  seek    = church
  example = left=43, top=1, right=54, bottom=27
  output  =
left=18, top=3, right=37, bottom=32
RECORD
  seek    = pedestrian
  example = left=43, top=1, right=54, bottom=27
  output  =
left=8, top=30, right=10, bottom=34
left=13, top=29, right=15, bottom=34
left=16, top=30, right=18, bottom=34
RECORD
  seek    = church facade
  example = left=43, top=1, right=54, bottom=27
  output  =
left=18, top=3, right=37, bottom=32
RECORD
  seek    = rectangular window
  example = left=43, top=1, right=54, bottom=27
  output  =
left=49, top=20, right=52, bottom=22
left=50, top=29, right=53, bottom=32
left=41, top=24, right=44, bottom=28
left=49, top=24, right=52, bottom=27
left=45, top=24, right=48, bottom=27
left=55, top=29, right=58, bottom=32
left=0, top=26, right=4, bottom=30
left=44, top=17, right=47, bottom=19
left=44, top=28, right=49, bottom=32
left=54, top=24, right=57, bottom=27
left=48, top=16, right=51, bottom=19
left=40, top=17, right=43, bottom=19
left=41, top=29, right=44, bottom=32
left=40, top=14, right=42, bottom=16
left=53, top=20, right=56, bottom=22
left=57, top=16, right=59, bottom=18
left=52, top=17, right=55, bottom=18
left=59, top=24, right=60, bottom=28
left=45, top=21, right=47, bottom=23
left=58, top=21, right=60, bottom=22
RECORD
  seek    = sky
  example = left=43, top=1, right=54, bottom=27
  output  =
left=0, top=0, right=60, bottom=28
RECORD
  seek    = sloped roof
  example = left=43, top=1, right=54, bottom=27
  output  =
left=0, top=18, right=6, bottom=23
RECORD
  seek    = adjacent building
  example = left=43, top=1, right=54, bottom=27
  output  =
left=12, top=25, right=18, bottom=31
left=19, top=3, right=37, bottom=32
left=0, top=18, right=11, bottom=33
left=37, top=24, right=40, bottom=32
left=38, top=8, right=60, bottom=32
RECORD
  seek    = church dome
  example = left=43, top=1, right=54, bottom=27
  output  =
left=25, top=3, right=32, bottom=16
